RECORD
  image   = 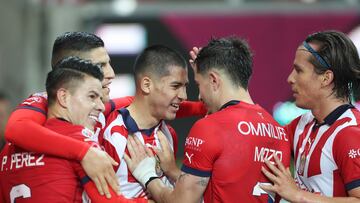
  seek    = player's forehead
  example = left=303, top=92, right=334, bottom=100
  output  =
left=81, top=47, right=110, bottom=64
left=75, top=76, right=102, bottom=94
left=162, top=65, right=188, bottom=83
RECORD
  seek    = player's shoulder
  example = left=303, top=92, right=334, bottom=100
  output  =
left=336, top=125, right=360, bottom=139
left=190, top=116, right=221, bottom=135
left=20, top=92, right=48, bottom=106
left=106, top=108, right=122, bottom=122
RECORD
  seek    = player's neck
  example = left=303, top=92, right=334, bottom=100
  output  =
left=311, top=97, right=348, bottom=123
left=126, top=98, right=160, bottom=129
left=47, top=106, right=68, bottom=121
left=218, top=86, right=254, bottom=108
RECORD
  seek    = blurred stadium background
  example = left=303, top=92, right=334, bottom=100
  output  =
left=0, top=0, right=360, bottom=158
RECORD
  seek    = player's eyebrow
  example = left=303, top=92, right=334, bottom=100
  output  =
left=171, top=81, right=188, bottom=86
left=89, top=90, right=101, bottom=96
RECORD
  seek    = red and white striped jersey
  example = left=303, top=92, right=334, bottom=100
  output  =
left=101, top=108, right=175, bottom=199
left=287, top=104, right=360, bottom=197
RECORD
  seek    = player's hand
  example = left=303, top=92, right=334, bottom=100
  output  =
left=154, top=130, right=181, bottom=182
left=81, top=147, right=120, bottom=198
left=189, top=47, right=201, bottom=69
left=259, top=155, right=302, bottom=202
left=124, top=135, right=157, bottom=187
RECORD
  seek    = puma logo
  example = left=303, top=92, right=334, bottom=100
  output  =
left=185, top=152, right=194, bottom=164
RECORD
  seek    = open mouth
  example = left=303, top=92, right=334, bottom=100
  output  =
left=89, top=115, right=99, bottom=122
left=170, top=103, right=180, bottom=111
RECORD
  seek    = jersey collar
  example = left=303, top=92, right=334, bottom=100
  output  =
left=118, top=108, right=159, bottom=136
left=219, top=100, right=240, bottom=111
left=314, top=103, right=354, bottom=128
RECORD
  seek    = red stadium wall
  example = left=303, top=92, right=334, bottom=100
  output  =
left=161, top=13, right=360, bottom=112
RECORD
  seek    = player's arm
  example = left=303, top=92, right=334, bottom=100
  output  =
left=6, top=96, right=120, bottom=198
left=146, top=172, right=208, bottom=203
left=80, top=175, right=148, bottom=203
left=176, top=101, right=207, bottom=118
left=107, top=96, right=206, bottom=118
left=104, top=96, right=134, bottom=117
left=5, top=102, right=89, bottom=160
left=124, top=134, right=207, bottom=203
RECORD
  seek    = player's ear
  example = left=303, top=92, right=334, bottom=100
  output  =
left=321, top=69, right=334, bottom=87
left=57, top=87, right=69, bottom=108
left=209, top=70, right=220, bottom=91
left=140, top=76, right=151, bottom=94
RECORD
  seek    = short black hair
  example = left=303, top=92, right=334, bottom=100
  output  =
left=133, top=45, right=187, bottom=82
left=305, top=30, right=360, bottom=101
left=51, top=32, right=104, bottom=68
left=195, top=36, right=253, bottom=89
left=46, top=56, right=104, bottom=106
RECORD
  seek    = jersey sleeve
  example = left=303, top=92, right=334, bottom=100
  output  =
left=15, top=93, right=48, bottom=115
left=181, top=118, right=222, bottom=177
left=176, top=101, right=207, bottom=118
left=104, top=97, right=134, bottom=117
left=333, top=126, right=360, bottom=191
left=5, top=94, right=90, bottom=161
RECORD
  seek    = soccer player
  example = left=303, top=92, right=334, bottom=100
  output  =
left=260, top=30, right=360, bottom=202
left=101, top=45, right=188, bottom=199
left=0, top=57, right=148, bottom=203
left=125, top=37, right=291, bottom=202
left=4, top=32, right=121, bottom=197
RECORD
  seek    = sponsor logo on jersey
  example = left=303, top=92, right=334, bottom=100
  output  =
left=185, top=137, right=205, bottom=151
left=237, top=121, right=288, bottom=141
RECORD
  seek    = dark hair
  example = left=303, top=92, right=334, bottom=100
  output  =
left=195, top=36, right=253, bottom=89
left=133, top=45, right=187, bottom=81
left=46, top=56, right=104, bottom=106
left=51, top=32, right=104, bottom=68
left=304, top=30, right=360, bottom=101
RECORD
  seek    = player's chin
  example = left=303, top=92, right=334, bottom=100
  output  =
left=102, top=94, right=110, bottom=103
left=85, top=119, right=97, bottom=130
left=164, top=111, right=177, bottom=120
left=294, top=99, right=308, bottom=109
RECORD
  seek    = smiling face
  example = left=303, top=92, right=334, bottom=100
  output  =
left=287, top=46, right=325, bottom=110
left=80, top=47, right=115, bottom=103
left=66, top=75, right=105, bottom=130
left=149, top=66, right=188, bottom=120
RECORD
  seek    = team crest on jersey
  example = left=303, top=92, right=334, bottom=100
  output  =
left=81, top=128, right=94, bottom=138
left=348, top=149, right=360, bottom=158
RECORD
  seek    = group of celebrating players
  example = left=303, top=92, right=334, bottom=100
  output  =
left=0, top=30, right=360, bottom=203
